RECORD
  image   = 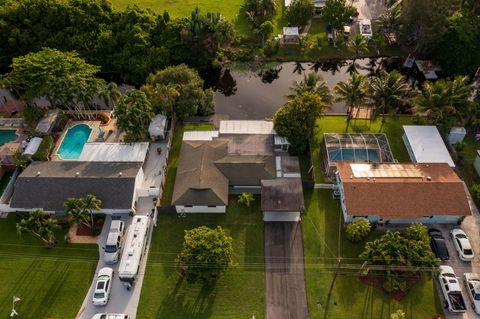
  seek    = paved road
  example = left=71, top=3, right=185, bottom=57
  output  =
left=265, top=222, right=309, bottom=319
left=435, top=185, right=480, bottom=319
left=76, top=199, right=157, bottom=319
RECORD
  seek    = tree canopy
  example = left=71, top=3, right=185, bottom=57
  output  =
left=16, top=210, right=61, bottom=247
left=285, top=0, right=315, bottom=29
left=141, top=64, right=215, bottom=120
left=113, top=90, right=154, bottom=142
left=322, top=0, right=358, bottom=30
left=176, top=226, right=234, bottom=283
left=273, top=92, right=326, bottom=154
left=2, top=48, right=104, bottom=110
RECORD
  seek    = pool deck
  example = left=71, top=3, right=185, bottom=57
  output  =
left=51, top=121, right=100, bottom=161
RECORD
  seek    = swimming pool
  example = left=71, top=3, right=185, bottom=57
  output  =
left=57, top=124, right=92, bottom=160
left=0, top=129, right=18, bottom=145
left=328, top=148, right=380, bottom=162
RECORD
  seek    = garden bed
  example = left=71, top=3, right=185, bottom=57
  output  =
left=75, top=218, right=105, bottom=236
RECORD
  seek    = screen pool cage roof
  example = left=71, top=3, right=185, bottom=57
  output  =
left=323, top=133, right=395, bottom=163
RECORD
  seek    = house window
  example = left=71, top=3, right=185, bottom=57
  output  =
left=185, top=205, right=193, bottom=208
left=423, top=216, right=434, bottom=219
left=208, top=206, right=216, bottom=208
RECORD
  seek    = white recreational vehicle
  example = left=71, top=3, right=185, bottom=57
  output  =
left=118, top=215, right=150, bottom=288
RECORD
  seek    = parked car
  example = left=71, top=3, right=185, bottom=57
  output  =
left=438, top=265, right=467, bottom=313
left=359, top=19, right=372, bottom=39
left=104, top=220, right=125, bottom=264
left=464, top=273, right=480, bottom=314
left=92, top=314, right=129, bottom=319
left=450, top=228, right=474, bottom=261
left=429, top=229, right=449, bottom=260
left=92, top=267, right=113, bottom=306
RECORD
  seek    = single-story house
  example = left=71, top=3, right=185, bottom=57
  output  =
left=148, top=114, right=167, bottom=140
left=261, top=178, right=304, bottom=222
left=403, top=125, right=455, bottom=167
left=335, top=162, right=471, bottom=224
left=9, top=161, right=144, bottom=214
left=172, top=120, right=303, bottom=220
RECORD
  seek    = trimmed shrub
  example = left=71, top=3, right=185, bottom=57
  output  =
left=32, top=135, right=54, bottom=161
left=345, top=217, right=371, bottom=242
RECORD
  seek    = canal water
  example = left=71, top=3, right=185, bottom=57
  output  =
left=212, top=58, right=402, bottom=120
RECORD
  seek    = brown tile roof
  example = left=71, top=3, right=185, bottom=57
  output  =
left=336, top=162, right=471, bottom=219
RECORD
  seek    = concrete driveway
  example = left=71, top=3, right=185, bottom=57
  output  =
left=265, top=222, right=309, bottom=319
left=76, top=199, right=156, bottom=319
left=434, top=188, right=480, bottom=319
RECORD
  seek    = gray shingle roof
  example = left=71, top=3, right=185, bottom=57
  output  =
left=261, top=178, right=305, bottom=212
left=172, top=140, right=229, bottom=206
left=215, top=155, right=276, bottom=186
left=11, top=161, right=142, bottom=211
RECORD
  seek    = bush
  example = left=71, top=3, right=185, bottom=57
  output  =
left=263, top=40, right=280, bottom=57
left=345, top=218, right=371, bottom=242
left=237, top=192, right=255, bottom=207
left=32, top=135, right=54, bottom=161
left=472, top=184, right=480, bottom=203
left=403, top=223, right=429, bottom=245
left=285, top=0, right=315, bottom=28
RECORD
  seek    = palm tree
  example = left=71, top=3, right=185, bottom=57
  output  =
left=100, top=82, right=122, bottom=109
left=349, top=34, right=368, bottom=59
left=412, top=80, right=450, bottom=125
left=16, top=210, right=60, bottom=247
left=335, top=73, right=367, bottom=131
left=368, top=70, right=409, bottom=123
left=288, top=72, right=333, bottom=105
left=65, top=194, right=102, bottom=233
left=376, top=4, right=401, bottom=33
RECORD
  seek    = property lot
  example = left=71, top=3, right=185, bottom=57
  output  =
left=137, top=197, right=265, bottom=319
left=0, top=214, right=98, bottom=319
left=302, top=189, right=442, bottom=319
left=265, top=222, right=308, bottom=319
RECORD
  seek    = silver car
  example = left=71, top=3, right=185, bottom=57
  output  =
left=104, top=220, right=125, bottom=264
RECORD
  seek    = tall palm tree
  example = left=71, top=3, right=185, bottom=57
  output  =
left=100, top=82, right=122, bottom=109
left=412, top=80, right=450, bottom=124
left=376, top=4, right=401, bottom=33
left=349, top=34, right=368, bottom=59
left=16, top=210, right=60, bottom=247
left=368, top=70, right=409, bottom=123
left=65, top=194, right=102, bottom=233
left=335, top=73, right=367, bottom=131
left=288, top=73, right=333, bottom=105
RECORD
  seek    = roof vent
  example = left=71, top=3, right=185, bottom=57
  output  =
left=36, top=171, right=41, bottom=176
left=119, top=172, right=123, bottom=177
left=427, top=176, right=432, bottom=181
left=75, top=172, right=80, bottom=177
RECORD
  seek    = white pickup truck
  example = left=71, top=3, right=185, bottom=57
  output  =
left=439, top=266, right=467, bottom=313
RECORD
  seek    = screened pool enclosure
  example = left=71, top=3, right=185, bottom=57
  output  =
left=322, top=133, right=395, bottom=177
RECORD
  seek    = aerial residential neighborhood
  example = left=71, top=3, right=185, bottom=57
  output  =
left=0, top=0, right=479, bottom=318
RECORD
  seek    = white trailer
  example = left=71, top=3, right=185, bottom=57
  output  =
left=118, top=215, right=150, bottom=288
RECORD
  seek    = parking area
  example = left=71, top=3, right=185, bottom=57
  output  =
left=76, top=198, right=157, bottom=319
left=435, top=189, right=480, bottom=319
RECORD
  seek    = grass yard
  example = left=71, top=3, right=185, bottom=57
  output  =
left=137, top=196, right=265, bottom=319
left=310, top=115, right=414, bottom=182
left=160, top=122, right=215, bottom=206
left=0, top=214, right=98, bottom=319
left=302, top=189, right=442, bottom=319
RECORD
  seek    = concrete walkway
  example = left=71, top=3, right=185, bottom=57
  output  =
left=265, top=222, right=309, bottom=319
left=76, top=198, right=156, bottom=319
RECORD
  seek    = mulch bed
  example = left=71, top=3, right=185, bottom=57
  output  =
left=76, top=219, right=104, bottom=236
left=358, top=273, right=419, bottom=301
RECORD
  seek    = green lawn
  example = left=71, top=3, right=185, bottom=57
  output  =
left=161, top=122, right=215, bottom=206
left=137, top=197, right=265, bottom=319
left=0, top=214, right=98, bottom=319
left=302, top=189, right=442, bottom=319
left=310, top=115, right=414, bottom=182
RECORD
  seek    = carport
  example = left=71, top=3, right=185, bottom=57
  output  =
left=261, top=178, right=304, bottom=222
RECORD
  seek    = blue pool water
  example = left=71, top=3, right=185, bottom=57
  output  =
left=328, top=148, right=380, bottom=162
left=57, top=124, right=92, bottom=159
left=0, top=130, right=18, bottom=145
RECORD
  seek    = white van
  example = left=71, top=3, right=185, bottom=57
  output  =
left=103, top=220, right=125, bottom=264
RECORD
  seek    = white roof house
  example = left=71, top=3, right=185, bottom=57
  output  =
left=78, top=142, right=149, bottom=162
left=23, top=137, right=43, bottom=156
left=219, top=120, right=276, bottom=135
left=402, top=125, right=455, bottom=167
left=148, top=114, right=167, bottom=139
left=283, top=27, right=299, bottom=37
